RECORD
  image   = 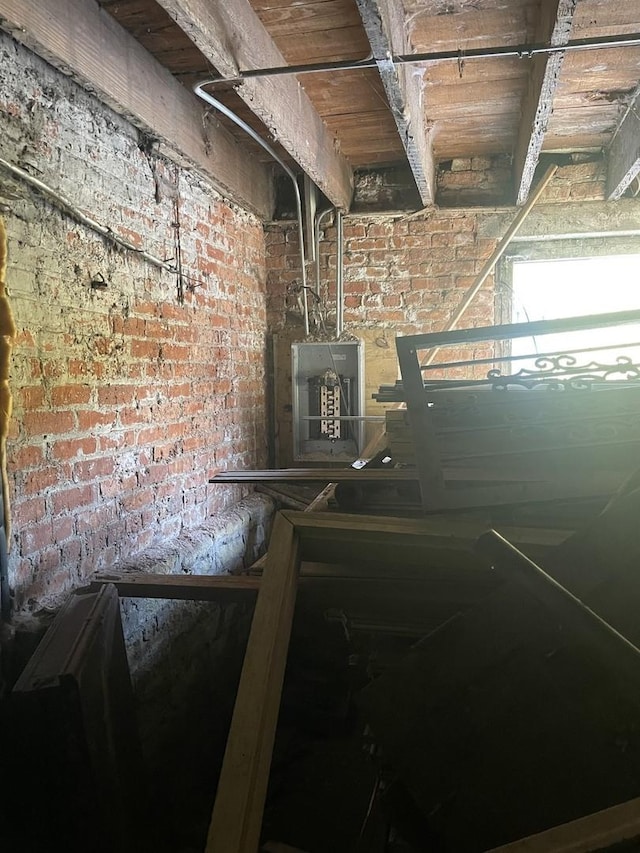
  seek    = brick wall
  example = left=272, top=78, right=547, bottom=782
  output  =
left=0, top=33, right=269, bottom=609
left=266, top=207, right=500, bottom=462
left=265, top=160, right=614, bottom=464
left=0, top=30, right=623, bottom=603
left=436, top=154, right=606, bottom=206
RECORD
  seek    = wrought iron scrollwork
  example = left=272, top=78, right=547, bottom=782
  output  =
left=487, top=354, right=640, bottom=391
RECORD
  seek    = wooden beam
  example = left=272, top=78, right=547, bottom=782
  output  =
left=88, top=572, right=261, bottom=601
left=206, top=512, right=300, bottom=853
left=210, top=468, right=544, bottom=485
left=513, top=0, right=577, bottom=205
left=279, top=510, right=568, bottom=566
left=421, top=164, right=557, bottom=366
left=278, top=510, right=481, bottom=567
left=155, top=0, right=354, bottom=211
left=0, top=0, right=273, bottom=218
left=355, top=0, right=435, bottom=206
left=88, top=571, right=501, bottom=613
left=90, top=519, right=567, bottom=592
left=487, top=796, right=640, bottom=852
left=212, top=468, right=417, bottom=484
left=396, top=306, right=640, bottom=351
left=476, top=530, right=640, bottom=669
left=607, top=85, right=640, bottom=200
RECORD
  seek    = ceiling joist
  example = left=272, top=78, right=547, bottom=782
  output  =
left=607, top=85, right=640, bottom=201
left=155, top=0, right=354, bottom=211
left=513, top=0, right=578, bottom=206
left=355, top=0, right=435, bottom=207
left=0, top=0, right=274, bottom=218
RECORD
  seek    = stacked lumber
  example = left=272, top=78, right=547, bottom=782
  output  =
left=360, top=488, right=640, bottom=851
left=384, top=409, right=414, bottom=465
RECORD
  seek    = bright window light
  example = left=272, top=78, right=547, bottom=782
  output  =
left=511, top=254, right=640, bottom=366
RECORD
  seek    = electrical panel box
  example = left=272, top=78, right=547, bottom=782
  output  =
left=292, top=341, right=365, bottom=462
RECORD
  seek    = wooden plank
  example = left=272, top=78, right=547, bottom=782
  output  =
left=487, top=795, right=640, bottom=851
left=409, top=2, right=536, bottom=51
left=211, top=467, right=416, bottom=483
left=396, top=335, right=447, bottom=511
left=542, top=487, right=640, bottom=650
left=421, top=163, right=557, bottom=366
left=398, top=307, right=640, bottom=352
left=89, top=572, right=261, bottom=601
left=355, top=0, right=435, bottom=205
left=281, top=510, right=570, bottom=547
left=154, top=0, right=354, bottom=210
left=254, top=0, right=363, bottom=36
left=476, top=530, right=640, bottom=671
left=606, top=84, right=640, bottom=200
left=88, top=571, right=501, bottom=615
left=572, top=0, right=640, bottom=34
left=91, top=514, right=567, bottom=852
left=210, top=468, right=545, bottom=484
left=0, top=0, right=273, bottom=218
left=246, top=424, right=403, bottom=575
left=305, top=482, right=337, bottom=512
left=359, top=493, right=640, bottom=848
left=280, top=510, right=485, bottom=566
left=206, top=512, right=300, bottom=853
left=513, top=0, right=577, bottom=205
left=360, top=567, right=640, bottom=849
left=254, top=484, right=310, bottom=511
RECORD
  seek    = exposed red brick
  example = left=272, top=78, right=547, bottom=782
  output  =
left=54, top=514, right=76, bottom=542
left=76, top=411, right=115, bottom=431
left=20, top=386, right=46, bottom=410
left=23, top=410, right=75, bottom=437
left=120, top=489, right=156, bottom=512
left=23, top=465, right=67, bottom=496
left=73, top=457, right=116, bottom=482
left=97, top=384, right=138, bottom=407
left=11, top=444, right=45, bottom=470
left=20, top=519, right=54, bottom=555
left=60, top=538, right=82, bottom=567
left=99, top=474, right=137, bottom=499
left=52, top=484, right=95, bottom=516
left=14, top=496, right=46, bottom=525
left=76, top=502, right=116, bottom=534
left=50, top=437, right=99, bottom=461
left=130, top=339, right=161, bottom=360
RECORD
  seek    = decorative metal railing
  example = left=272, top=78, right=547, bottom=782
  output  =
left=385, top=308, right=640, bottom=511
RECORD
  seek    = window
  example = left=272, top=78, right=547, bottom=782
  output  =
left=500, top=248, right=640, bottom=370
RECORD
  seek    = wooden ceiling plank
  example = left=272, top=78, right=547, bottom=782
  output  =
left=256, top=1, right=363, bottom=36
left=572, top=0, right=640, bottom=38
left=513, top=0, right=578, bottom=206
left=155, top=0, right=354, bottom=210
left=0, top=0, right=274, bottom=218
left=607, top=85, right=640, bottom=200
left=410, top=5, right=538, bottom=52
left=355, top=0, right=435, bottom=205
left=257, top=27, right=369, bottom=63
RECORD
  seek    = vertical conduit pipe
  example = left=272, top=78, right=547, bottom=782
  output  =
left=193, top=81, right=310, bottom=335
left=315, top=207, right=334, bottom=302
left=336, top=210, right=344, bottom=338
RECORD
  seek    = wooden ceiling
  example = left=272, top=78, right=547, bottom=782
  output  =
left=4, top=0, right=640, bottom=214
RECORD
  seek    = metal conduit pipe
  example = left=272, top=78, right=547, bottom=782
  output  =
left=194, top=80, right=311, bottom=336
left=202, top=32, right=640, bottom=85
left=314, top=207, right=334, bottom=297
left=336, top=210, right=344, bottom=338
left=315, top=207, right=333, bottom=334
left=0, top=156, right=178, bottom=275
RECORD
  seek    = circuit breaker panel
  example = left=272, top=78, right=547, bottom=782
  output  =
left=292, top=341, right=364, bottom=462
